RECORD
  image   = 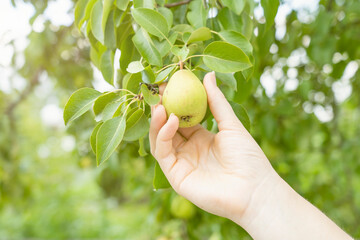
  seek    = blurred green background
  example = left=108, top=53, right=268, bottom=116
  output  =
left=0, top=0, right=359, bottom=239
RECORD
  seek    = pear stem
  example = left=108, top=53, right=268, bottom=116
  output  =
left=179, top=61, right=184, bottom=70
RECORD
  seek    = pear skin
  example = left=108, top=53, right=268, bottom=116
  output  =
left=162, top=70, right=207, bottom=128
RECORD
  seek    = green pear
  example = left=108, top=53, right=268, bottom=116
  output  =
left=162, top=70, right=207, bottom=128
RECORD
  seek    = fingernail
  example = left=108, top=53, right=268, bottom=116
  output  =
left=211, top=71, right=216, bottom=85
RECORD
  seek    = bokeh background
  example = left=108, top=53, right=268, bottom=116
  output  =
left=0, top=0, right=359, bottom=239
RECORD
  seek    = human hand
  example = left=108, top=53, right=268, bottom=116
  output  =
left=149, top=72, right=277, bottom=223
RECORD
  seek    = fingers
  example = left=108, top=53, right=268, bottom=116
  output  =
left=159, top=83, right=167, bottom=95
left=203, top=72, right=244, bottom=131
left=155, top=113, right=179, bottom=171
left=178, top=124, right=208, bottom=139
left=150, top=105, right=167, bottom=154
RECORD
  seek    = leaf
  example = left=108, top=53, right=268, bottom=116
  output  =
left=96, top=115, right=126, bottom=165
left=233, top=72, right=252, bottom=103
left=228, top=101, right=250, bottom=132
left=115, top=0, right=129, bottom=10
left=126, top=61, right=145, bottom=73
left=217, top=7, right=242, bottom=32
left=155, top=66, right=176, bottom=83
left=216, top=73, right=237, bottom=91
left=75, top=0, right=89, bottom=29
left=138, top=137, right=148, bottom=156
left=142, top=66, right=156, bottom=83
left=171, top=46, right=189, bottom=61
left=133, top=28, right=162, bottom=67
left=63, top=88, right=101, bottom=126
left=120, top=34, right=136, bottom=74
left=187, top=0, right=207, bottom=29
left=90, top=0, right=104, bottom=44
left=101, top=100, right=124, bottom=121
left=123, top=109, right=150, bottom=141
left=104, top=10, right=117, bottom=49
left=153, top=161, right=171, bottom=190
left=100, top=49, right=115, bottom=85
left=123, top=72, right=142, bottom=93
left=158, top=7, right=173, bottom=29
left=153, top=32, right=177, bottom=57
left=203, top=41, right=252, bottom=73
left=171, top=24, right=194, bottom=34
left=187, top=27, right=212, bottom=44
left=221, top=0, right=245, bottom=15
left=78, top=0, right=97, bottom=30
left=261, top=0, right=280, bottom=31
left=90, top=122, right=103, bottom=154
left=131, top=8, right=169, bottom=39
left=218, top=30, right=253, bottom=57
left=102, top=0, right=113, bottom=33
left=93, top=92, right=119, bottom=116
left=134, top=0, right=155, bottom=8
left=141, top=84, right=160, bottom=105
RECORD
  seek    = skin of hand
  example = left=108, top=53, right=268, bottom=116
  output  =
left=149, top=71, right=276, bottom=222
left=149, top=72, right=353, bottom=240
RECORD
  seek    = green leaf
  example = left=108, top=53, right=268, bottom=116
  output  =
left=187, top=0, right=207, bottom=29
left=127, top=61, right=145, bottom=73
left=90, top=0, right=104, bottom=44
left=134, top=0, right=155, bottom=8
left=153, top=32, right=177, bottom=57
left=131, top=8, right=169, bottom=39
left=63, top=88, right=102, bottom=126
left=228, top=101, right=250, bottom=132
left=171, top=46, right=189, bottom=61
left=171, top=24, right=194, bottom=34
left=217, top=73, right=237, bottom=91
left=221, top=0, right=245, bottom=15
left=96, top=115, right=126, bottom=165
left=142, top=66, right=156, bottom=83
left=133, top=28, right=162, bottom=67
left=116, top=14, right=133, bottom=48
left=187, top=27, right=212, bottom=44
left=90, top=122, right=103, bottom=154
left=124, top=108, right=150, bottom=141
left=120, top=34, right=136, bottom=73
left=123, top=72, right=142, bottom=93
left=78, top=0, right=97, bottom=30
left=115, top=0, right=129, bottom=10
left=203, top=41, right=252, bottom=73
left=153, top=161, right=171, bottom=190
left=93, top=92, right=119, bottom=116
left=217, top=7, right=242, bottom=32
left=233, top=72, right=252, bottom=103
left=138, top=137, right=148, bottom=156
left=101, top=100, right=124, bottom=121
left=102, top=0, right=113, bottom=33
left=155, top=66, right=176, bottom=83
left=100, top=49, right=115, bottom=85
left=158, top=7, right=173, bottom=29
left=261, top=0, right=280, bottom=31
left=75, top=0, right=89, bottom=29
left=218, top=30, right=253, bottom=57
left=104, top=10, right=117, bottom=49
left=141, top=84, right=160, bottom=105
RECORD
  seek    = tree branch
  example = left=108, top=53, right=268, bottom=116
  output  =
left=5, top=69, right=42, bottom=116
left=165, top=0, right=192, bottom=8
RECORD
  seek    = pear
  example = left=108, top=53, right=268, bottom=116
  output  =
left=162, top=70, right=207, bottom=128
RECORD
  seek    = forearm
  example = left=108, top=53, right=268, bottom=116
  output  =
left=232, top=172, right=353, bottom=240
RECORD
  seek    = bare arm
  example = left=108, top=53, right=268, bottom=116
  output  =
left=149, top=72, right=353, bottom=240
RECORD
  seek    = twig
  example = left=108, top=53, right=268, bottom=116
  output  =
left=165, top=0, right=192, bottom=8
left=5, top=69, right=42, bottom=115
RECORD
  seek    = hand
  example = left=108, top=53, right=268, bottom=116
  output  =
left=149, top=72, right=276, bottom=222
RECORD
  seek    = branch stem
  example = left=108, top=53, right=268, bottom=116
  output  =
left=165, top=0, right=192, bottom=8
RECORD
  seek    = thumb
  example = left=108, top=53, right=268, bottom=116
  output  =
left=203, top=72, right=243, bottom=131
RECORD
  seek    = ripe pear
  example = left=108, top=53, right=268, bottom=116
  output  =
left=162, top=70, right=207, bottom=128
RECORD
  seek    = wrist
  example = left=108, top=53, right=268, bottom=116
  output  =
left=230, top=169, right=293, bottom=232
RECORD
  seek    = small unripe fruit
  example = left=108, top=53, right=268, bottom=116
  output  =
left=162, top=70, right=207, bottom=128
left=170, top=195, right=196, bottom=219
